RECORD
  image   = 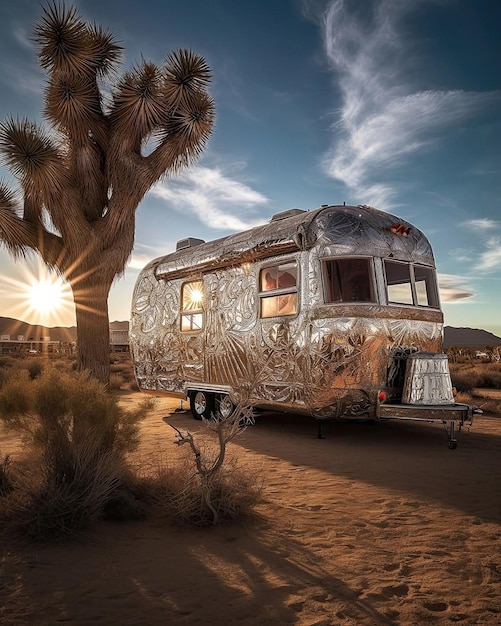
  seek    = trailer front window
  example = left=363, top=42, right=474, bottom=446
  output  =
left=414, top=265, right=439, bottom=307
left=323, top=258, right=375, bottom=303
left=260, top=262, right=297, bottom=318
left=181, top=280, right=204, bottom=331
left=385, top=261, right=413, bottom=305
left=384, top=261, right=439, bottom=308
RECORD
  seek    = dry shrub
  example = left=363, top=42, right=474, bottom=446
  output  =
left=0, top=365, right=153, bottom=541
left=0, top=366, right=152, bottom=456
left=109, top=373, right=124, bottom=391
left=455, top=391, right=501, bottom=417
left=25, top=358, right=44, bottom=380
left=450, top=365, right=482, bottom=393
left=1, top=444, right=121, bottom=542
left=450, top=362, right=501, bottom=392
left=148, top=403, right=263, bottom=527
left=478, top=364, right=501, bottom=389
left=109, top=358, right=136, bottom=390
left=0, top=356, right=78, bottom=391
left=149, top=447, right=262, bottom=527
left=110, top=356, right=135, bottom=381
left=0, top=355, right=18, bottom=369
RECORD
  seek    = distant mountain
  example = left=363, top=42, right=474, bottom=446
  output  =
left=443, top=326, right=501, bottom=348
left=0, top=317, right=129, bottom=343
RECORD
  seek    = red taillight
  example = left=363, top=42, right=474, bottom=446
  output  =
left=378, top=391, right=387, bottom=403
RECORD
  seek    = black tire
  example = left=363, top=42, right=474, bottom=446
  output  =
left=190, top=390, right=214, bottom=420
left=215, top=393, right=235, bottom=420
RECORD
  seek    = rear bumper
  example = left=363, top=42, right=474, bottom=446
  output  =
left=377, top=402, right=479, bottom=424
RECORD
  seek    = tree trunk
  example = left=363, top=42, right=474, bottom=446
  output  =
left=73, top=282, right=111, bottom=386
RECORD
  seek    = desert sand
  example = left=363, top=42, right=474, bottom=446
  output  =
left=1, top=393, right=500, bottom=625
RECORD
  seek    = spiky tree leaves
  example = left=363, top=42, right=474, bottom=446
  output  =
left=35, top=3, right=121, bottom=78
left=0, top=2, right=215, bottom=384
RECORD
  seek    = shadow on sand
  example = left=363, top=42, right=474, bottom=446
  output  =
left=234, top=410, right=501, bottom=524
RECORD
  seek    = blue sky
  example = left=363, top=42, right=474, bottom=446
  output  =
left=0, top=0, right=500, bottom=335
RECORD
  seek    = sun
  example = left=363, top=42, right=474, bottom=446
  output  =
left=27, top=278, right=65, bottom=315
left=13, top=263, right=75, bottom=326
left=2, top=259, right=75, bottom=326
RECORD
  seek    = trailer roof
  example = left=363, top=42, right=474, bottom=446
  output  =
left=152, top=204, right=434, bottom=280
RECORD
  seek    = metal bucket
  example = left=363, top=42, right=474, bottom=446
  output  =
left=402, top=352, right=454, bottom=405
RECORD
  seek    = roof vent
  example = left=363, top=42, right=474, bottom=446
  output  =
left=270, top=208, right=307, bottom=222
left=176, top=237, right=205, bottom=251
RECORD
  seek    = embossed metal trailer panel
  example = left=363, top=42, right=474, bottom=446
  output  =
left=130, top=204, right=476, bottom=445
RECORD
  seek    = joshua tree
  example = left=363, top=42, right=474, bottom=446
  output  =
left=0, top=3, right=214, bottom=384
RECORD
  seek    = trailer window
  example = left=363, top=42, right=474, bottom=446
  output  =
left=259, top=262, right=297, bottom=318
left=323, top=258, right=375, bottom=303
left=385, top=261, right=413, bottom=304
left=414, top=265, right=439, bottom=308
left=181, top=280, right=204, bottom=331
left=385, top=261, right=439, bottom=308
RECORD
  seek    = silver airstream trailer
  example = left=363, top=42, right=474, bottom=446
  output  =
left=130, top=204, right=478, bottom=447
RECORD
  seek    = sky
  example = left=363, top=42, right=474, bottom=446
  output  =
left=0, top=0, right=500, bottom=335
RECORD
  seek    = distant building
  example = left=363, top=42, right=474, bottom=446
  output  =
left=110, top=329, right=130, bottom=352
left=0, top=334, right=73, bottom=355
left=0, top=325, right=129, bottom=355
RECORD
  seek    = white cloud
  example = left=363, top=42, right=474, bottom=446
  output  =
left=476, top=237, right=501, bottom=271
left=13, top=26, right=34, bottom=51
left=151, top=165, right=269, bottom=231
left=459, top=219, right=501, bottom=271
left=315, top=0, right=501, bottom=208
left=451, top=249, right=473, bottom=263
left=0, top=22, right=43, bottom=97
left=461, top=218, right=501, bottom=232
left=438, top=274, right=475, bottom=303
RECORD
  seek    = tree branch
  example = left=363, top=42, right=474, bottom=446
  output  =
left=0, top=193, right=64, bottom=266
left=144, top=90, right=215, bottom=187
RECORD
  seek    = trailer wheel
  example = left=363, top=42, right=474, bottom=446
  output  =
left=190, top=391, right=214, bottom=420
left=215, top=394, right=235, bottom=420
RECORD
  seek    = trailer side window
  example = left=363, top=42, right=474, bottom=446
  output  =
left=181, top=280, right=204, bottom=331
left=323, top=258, right=375, bottom=303
left=259, top=262, right=297, bottom=318
left=384, top=261, right=439, bottom=308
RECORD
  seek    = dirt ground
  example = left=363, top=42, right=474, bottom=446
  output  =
left=1, top=393, right=500, bottom=625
